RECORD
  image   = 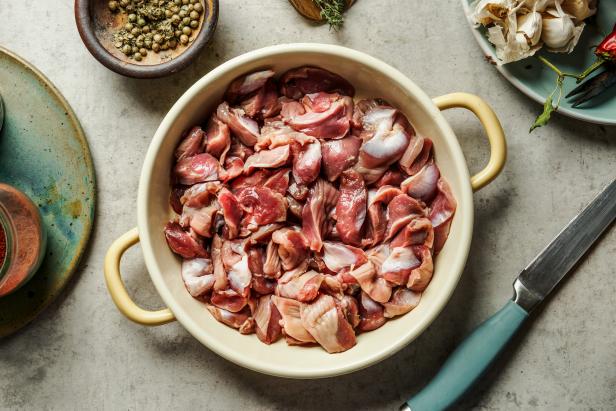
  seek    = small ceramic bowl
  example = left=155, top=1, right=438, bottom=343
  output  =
left=104, top=44, right=507, bottom=378
left=74, top=0, right=218, bottom=78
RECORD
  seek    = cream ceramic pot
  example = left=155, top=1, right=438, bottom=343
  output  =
left=105, top=44, right=506, bottom=379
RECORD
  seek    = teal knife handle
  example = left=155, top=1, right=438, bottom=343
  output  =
left=406, top=300, right=528, bottom=411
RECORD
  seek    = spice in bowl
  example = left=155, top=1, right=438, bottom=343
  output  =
left=0, top=183, right=47, bottom=297
left=108, top=0, right=204, bottom=61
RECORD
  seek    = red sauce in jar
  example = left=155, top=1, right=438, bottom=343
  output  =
left=0, top=224, right=5, bottom=267
left=0, top=183, right=46, bottom=296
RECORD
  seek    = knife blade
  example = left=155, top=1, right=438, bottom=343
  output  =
left=514, top=178, right=616, bottom=312
left=402, top=178, right=616, bottom=411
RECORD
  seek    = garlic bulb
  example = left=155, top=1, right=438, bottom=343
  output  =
left=541, top=4, right=584, bottom=52
left=469, top=0, right=591, bottom=64
left=517, top=11, right=542, bottom=46
left=562, top=0, right=597, bottom=23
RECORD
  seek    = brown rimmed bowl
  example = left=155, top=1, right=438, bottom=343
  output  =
left=75, top=0, right=218, bottom=78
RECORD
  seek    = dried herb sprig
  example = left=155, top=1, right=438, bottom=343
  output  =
left=289, top=0, right=352, bottom=31
left=314, top=0, right=345, bottom=31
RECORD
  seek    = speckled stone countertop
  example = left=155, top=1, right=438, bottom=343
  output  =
left=1, top=1, right=615, bottom=410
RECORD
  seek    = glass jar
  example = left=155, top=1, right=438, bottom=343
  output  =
left=0, top=183, right=46, bottom=297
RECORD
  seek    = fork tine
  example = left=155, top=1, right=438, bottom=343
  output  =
left=566, top=76, right=597, bottom=98
left=565, top=68, right=614, bottom=98
left=568, top=68, right=616, bottom=107
left=571, top=88, right=605, bottom=108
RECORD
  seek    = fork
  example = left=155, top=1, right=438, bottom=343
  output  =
left=566, top=64, right=616, bottom=108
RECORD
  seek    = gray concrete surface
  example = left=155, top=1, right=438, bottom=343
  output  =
left=1, top=1, right=615, bottom=410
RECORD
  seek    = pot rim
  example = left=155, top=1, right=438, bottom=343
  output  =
left=137, top=43, right=474, bottom=378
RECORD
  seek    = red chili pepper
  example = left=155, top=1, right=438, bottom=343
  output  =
left=595, top=24, right=616, bottom=62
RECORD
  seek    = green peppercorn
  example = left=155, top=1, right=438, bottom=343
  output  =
left=110, top=0, right=205, bottom=58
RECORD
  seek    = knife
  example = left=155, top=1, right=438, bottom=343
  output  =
left=401, top=178, right=616, bottom=411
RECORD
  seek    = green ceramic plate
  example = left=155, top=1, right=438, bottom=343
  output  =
left=0, top=47, right=95, bottom=337
left=462, top=1, right=616, bottom=125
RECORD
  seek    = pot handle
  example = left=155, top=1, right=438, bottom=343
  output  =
left=104, top=227, right=175, bottom=326
left=433, top=92, right=506, bottom=191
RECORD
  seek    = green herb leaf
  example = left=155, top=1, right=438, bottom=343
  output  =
left=530, top=94, right=555, bottom=132
left=529, top=68, right=565, bottom=133
left=314, top=0, right=345, bottom=30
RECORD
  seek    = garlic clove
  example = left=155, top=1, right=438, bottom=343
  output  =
left=562, top=0, right=597, bottom=23
left=487, top=9, right=542, bottom=64
left=469, top=0, right=515, bottom=26
left=517, top=11, right=543, bottom=46
left=546, top=21, right=585, bottom=53
left=520, top=0, right=556, bottom=13
left=541, top=3, right=584, bottom=52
